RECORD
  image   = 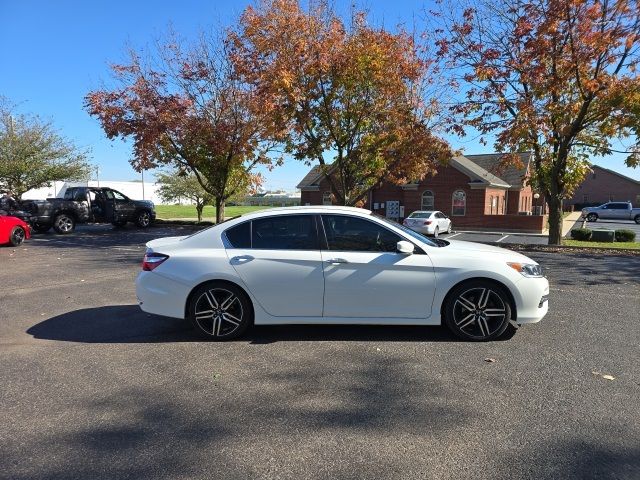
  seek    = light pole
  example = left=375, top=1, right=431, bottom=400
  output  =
left=95, top=166, right=100, bottom=188
left=141, top=169, right=145, bottom=200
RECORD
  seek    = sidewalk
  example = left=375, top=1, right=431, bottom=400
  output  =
left=540, top=211, right=582, bottom=237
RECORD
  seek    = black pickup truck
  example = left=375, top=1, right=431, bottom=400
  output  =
left=21, top=186, right=156, bottom=234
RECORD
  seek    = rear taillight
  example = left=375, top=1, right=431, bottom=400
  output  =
left=423, top=220, right=432, bottom=225
left=142, top=252, right=169, bottom=271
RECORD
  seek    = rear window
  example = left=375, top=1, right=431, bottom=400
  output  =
left=224, top=221, right=251, bottom=248
left=409, top=212, right=432, bottom=218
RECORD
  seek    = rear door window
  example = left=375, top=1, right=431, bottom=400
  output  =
left=225, top=221, right=251, bottom=248
left=251, top=215, right=318, bottom=250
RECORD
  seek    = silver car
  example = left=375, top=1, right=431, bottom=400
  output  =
left=403, top=210, right=452, bottom=237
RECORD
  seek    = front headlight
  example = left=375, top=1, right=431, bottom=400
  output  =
left=507, top=262, right=544, bottom=278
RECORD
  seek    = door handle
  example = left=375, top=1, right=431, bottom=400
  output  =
left=326, top=258, right=348, bottom=264
left=231, top=255, right=254, bottom=263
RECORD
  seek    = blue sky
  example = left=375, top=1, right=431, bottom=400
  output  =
left=1, top=0, right=638, bottom=190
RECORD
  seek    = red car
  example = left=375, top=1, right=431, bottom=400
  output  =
left=0, top=215, right=31, bottom=246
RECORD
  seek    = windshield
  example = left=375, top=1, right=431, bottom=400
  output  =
left=408, top=212, right=432, bottom=218
left=372, top=213, right=440, bottom=247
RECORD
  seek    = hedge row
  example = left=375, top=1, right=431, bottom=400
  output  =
left=570, top=228, right=637, bottom=242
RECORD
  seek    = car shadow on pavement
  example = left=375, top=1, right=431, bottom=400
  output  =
left=25, top=304, right=492, bottom=344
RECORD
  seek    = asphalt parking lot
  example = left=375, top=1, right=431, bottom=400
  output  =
left=1, top=225, right=639, bottom=480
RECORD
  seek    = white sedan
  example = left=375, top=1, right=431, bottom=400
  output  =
left=403, top=210, right=452, bottom=237
left=136, top=206, right=549, bottom=341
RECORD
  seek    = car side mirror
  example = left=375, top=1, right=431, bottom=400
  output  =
left=397, top=240, right=414, bottom=255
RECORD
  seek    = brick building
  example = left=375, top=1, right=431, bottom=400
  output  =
left=568, top=165, right=640, bottom=207
left=297, top=153, right=548, bottom=233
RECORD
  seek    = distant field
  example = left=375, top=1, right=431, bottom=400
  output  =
left=155, top=204, right=272, bottom=220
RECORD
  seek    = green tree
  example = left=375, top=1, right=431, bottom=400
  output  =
left=156, top=170, right=214, bottom=222
left=0, top=101, right=91, bottom=198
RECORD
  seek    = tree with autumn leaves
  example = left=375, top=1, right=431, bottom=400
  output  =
left=438, top=0, right=640, bottom=244
left=85, top=36, right=281, bottom=223
left=230, top=0, right=451, bottom=206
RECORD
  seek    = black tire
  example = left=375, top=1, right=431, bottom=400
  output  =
left=135, top=210, right=152, bottom=228
left=9, top=226, right=26, bottom=246
left=635, top=215, right=640, bottom=225
left=433, top=227, right=439, bottom=238
left=32, top=223, right=52, bottom=234
left=187, top=282, right=252, bottom=341
left=444, top=280, right=513, bottom=341
left=53, top=213, right=75, bottom=234
left=586, top=213, right=598, bottom=222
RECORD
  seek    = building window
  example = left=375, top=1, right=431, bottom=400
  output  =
left=421, top=190, right=434, bottom=210
left=322, top=191, right=332, bottom=205
left=452, top=190, right=466, bottom=216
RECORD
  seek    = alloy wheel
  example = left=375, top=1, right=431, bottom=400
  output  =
left=452, top=287, right=507, bottom=339
left=138, top=211, right=151, bottom=227
left=193, top=288, right=244, bottom=337
left=11, top=227, right=25, bottom=246
left=56, top=215, right=74, bottom=233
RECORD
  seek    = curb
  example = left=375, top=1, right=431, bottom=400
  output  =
left=485, top=241, right=640, bottom=256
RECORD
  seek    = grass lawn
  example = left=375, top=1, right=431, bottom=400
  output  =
left=155, top=204, right=272, bottom=220
left=563, top=240, right=640, bottom=250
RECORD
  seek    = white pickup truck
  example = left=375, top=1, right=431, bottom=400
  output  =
left=581, top=202, right=640, bottom=224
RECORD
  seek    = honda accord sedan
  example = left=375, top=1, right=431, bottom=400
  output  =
left=136, top=206, right=549, bottom=341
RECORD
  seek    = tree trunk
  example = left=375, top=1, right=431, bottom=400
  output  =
left=196, top=202, right=203, bottom=222
left=215, top=197, right=225, bottom=224
left=547, top=196, right=564, bottom=245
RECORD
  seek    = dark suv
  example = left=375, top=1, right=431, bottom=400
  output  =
left=22, top=187, right=156, bottom=234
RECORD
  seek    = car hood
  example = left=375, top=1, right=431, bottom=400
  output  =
left=146, top=236, right=188, bottom=250
left=440, top=239, right=537, bottom=263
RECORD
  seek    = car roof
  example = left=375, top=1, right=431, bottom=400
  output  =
left=240, top=205, right=372, bottom=219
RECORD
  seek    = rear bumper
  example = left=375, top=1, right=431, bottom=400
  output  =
left=135, top=271, right=189, bottom=319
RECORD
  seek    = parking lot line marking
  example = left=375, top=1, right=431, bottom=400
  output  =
left=496, top=235, right=509, bottom=243
left=446, top=232, right=462, bottom=238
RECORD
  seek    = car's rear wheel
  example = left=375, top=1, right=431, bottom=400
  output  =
left=136, top=210, right=152, bottom=228
left=53, top=213, right=75, bottom=234
left=444, top=280, right=512, bottom=341
left=188, top=282, right=252, bottom=341
left=9, top=226, right=26, bottom=246
left=586, top=213, right=598, bottom=222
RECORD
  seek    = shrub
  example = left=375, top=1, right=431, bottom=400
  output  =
left=570, top=228, right=592, bottom=241
left=614, top=229, right=636, bottom=242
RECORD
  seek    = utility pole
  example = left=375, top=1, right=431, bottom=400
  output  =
left=96, top=166, right=100, bottom=187
left=141, top=169, right=145, bottom=200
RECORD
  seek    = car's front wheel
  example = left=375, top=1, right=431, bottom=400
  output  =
left=188, top=282, right=252, bottom=341
left=444, top=280, right=512, bottom=341
left=586, top=213, right=598, bottom=222
left=136, top=210, right=152, bottom=228
left=635, top=215, right=640, bottom=225
left=446, top=222, right=452, bottom=234
left=9, top=226, right=26, bottom=246
left=433, top=227, right=439, bottom=238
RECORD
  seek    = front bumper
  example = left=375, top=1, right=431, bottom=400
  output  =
left=513, top=276, right=549, bottom=324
